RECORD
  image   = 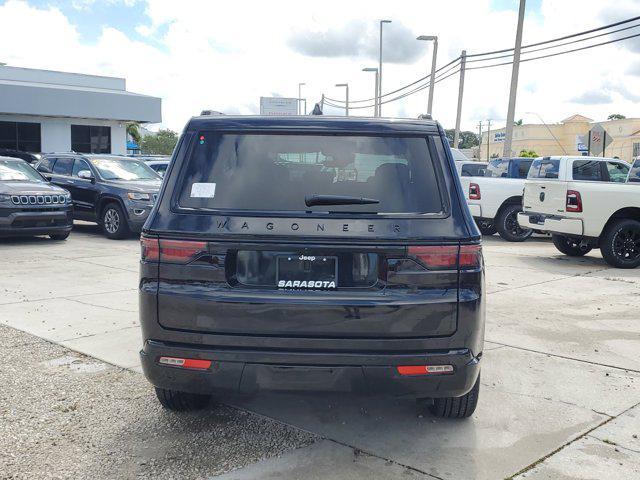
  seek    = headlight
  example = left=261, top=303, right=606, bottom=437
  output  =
left=0, top=194, right=11, bottom=204
left=127, top=192, right=150, bottom=201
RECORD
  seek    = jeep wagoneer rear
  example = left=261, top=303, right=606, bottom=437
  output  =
left=139, top=116, right=484, bottom=418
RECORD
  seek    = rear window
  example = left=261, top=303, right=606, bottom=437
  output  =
left=177, top=133, right=444, bottom=214
left=516, top=160, right=533, bottom=179
left=529, top=158, right=560, bottom=179
left=485, top=159, right=510, bottom=178
left=460, top=163, right=486, bottom=177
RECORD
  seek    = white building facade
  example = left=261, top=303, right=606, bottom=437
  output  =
left=0, top=66, right=161, bottom=155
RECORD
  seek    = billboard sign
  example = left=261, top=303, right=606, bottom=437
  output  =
left=575, top=135, right=588, bottom=152
left=493, top=132, right=505, bottom=142
left=260, top=97, right=298, bottom=116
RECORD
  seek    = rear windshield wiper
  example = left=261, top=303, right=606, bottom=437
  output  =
left=305, top=194, right=380, bottom=207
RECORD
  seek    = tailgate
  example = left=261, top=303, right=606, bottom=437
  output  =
left=154, top=239, right=470, bottom=339
left=523, top=180, right=567, bottom=214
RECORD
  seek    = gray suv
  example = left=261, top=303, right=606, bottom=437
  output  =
left=37, top=153, right=161, bottom=239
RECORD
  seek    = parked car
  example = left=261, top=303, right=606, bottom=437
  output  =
left=518, top=156, right=637, bottom=268
left=458, top=157, right=534, bottom=240
left=139, top=115, right=485, bottom=418
left=455, top=160, right=488, bottom=177
left=36, top=153, right=161, bottom=239
left=0, top=149, right=40, bottom=164
left=146, top=159, right=170, bottom=177
left=0, top=156, right=73, bottom=239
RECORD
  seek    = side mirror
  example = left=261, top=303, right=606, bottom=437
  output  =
left=78, top=170, right=94, bottom=181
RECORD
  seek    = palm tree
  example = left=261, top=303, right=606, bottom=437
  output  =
left=126, top=122, right=142, bottom=145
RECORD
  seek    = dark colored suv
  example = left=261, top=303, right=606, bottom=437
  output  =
left=0, top=156, right=73, bottom=238
left=139, top=116, right=485, bottom=418
left=37, top=153, right=161, bottom=239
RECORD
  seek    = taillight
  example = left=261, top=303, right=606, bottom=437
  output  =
left=158, top=239, right=207, bottom=264
left=408, top=244, right=482, bottom=270
left=141, top=236, right=159, bottom=262
left=469, top=183, right=481, bottom=200
left=566, top=190, right=582, bottom=212
left=141, top=237, right=207, bottom=264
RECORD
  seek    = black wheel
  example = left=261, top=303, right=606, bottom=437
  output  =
left=427, top=374, right=480, bottom=419
left=49, top=231, right=70, bottom=241
left=600, top=219, right=640, bottom=269
left=477, top=220, right=497, bottom=236
left=154, top=387, right=211, bottom=411
left=101, top=202, right=130, bottom=240
left=552, top=234, right=592, bottom=257
left=496, top=204, right=532, bottom=242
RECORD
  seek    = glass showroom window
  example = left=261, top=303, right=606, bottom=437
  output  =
left=71, top=125, right=111, bottom=154
left=0, top=121, right=41, bottom=152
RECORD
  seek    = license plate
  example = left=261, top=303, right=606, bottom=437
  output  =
left=277, top=255, right=337, bottom=290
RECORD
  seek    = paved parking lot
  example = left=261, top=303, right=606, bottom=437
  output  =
left=2, top=225, right=639, bottom=479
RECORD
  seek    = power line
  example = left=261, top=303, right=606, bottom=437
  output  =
left=466, top=14, right=640, bottom=58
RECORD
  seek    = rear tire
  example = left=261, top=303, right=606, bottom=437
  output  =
left=101, top=202, right=130, bottom=240
left=49, top=231, right=70, bottom=241
left=496, top=204, right=532, bottom=242
left=600, top=219, right=640, bottom=269
left=552, top=234, right=592, bottom=257
left=427, top=374, right=480, bottom=419
left=154, top=387, right=211, bottom=411
left=477, top=220, right=497, bottom=236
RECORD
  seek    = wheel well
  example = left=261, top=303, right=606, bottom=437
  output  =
left=602, top=207, right=640, bottom=233
left=496, top=196, right=523, bottom=217
left=97, top=196, right=125, bottom=218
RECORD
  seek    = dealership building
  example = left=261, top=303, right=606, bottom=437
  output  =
left=478, top=114, right=640, bottom=163
left=0, top=65, right=161, bottom=155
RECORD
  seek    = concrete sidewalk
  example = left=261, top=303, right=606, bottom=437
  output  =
left=1, top=227, right=639, bottom=479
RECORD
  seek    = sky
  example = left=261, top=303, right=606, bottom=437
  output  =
left=0, top=0, right=639, bottom=133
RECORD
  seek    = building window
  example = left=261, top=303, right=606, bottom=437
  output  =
left=0, top=121, right=41, bottom=152
left=633, top=142, right=640, bottom=158
left=71, top=125, right=111, bottom=153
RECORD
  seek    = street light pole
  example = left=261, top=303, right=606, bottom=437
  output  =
left=417, top=35, right=438, bottom=116
left=362, top=68, right=379, bottom=117
left=335, top=83, right=349, bottom=116
left=298, top=82, right=306, bottom=115
left=378, top=19, right=392, bottom=117
left=503, top=0, right=526, bottom=158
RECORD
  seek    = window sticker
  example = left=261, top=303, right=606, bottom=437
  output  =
left=190, top=182, right=216, bottom=198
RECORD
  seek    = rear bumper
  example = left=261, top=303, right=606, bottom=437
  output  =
left=518, top=212, right=583, bottom=235
left=0, top=208, right=73, bottom=236
left=140, top=340, right=481, bottom=399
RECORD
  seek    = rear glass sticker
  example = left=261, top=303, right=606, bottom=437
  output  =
left=190, top=182, right=216, bottom=198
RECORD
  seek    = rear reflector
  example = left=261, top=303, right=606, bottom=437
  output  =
left=397, top=365, right=454, bottom=376
left=158, top=356, right=212, bottom=370
left=408, top=245, right=482, bottom=270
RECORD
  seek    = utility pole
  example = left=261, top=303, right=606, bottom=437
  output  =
left=503, top=0, right=527, bottom=158
left=453, top=50, right=467, bottom=148
left=486, top=119, right=492, bottom=160
left=298, top=82, right=306, bottom=115
left=378, top=20, right=392, bottom=117
left=477, top=121, right=483, bottom=157
left=417, top=35, right=438, bottom=116
left=320, top=94, right=325, bottom=112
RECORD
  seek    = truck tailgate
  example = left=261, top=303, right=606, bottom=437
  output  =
left=523, top=180, right=567, bottom=214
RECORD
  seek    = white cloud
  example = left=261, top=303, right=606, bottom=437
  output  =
left=0, top=0, right=639, bottom=133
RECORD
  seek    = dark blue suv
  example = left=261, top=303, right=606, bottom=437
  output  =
left=139, top=116, right=485, bottom=418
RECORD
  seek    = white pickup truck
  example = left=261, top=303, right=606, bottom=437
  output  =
left=458, top=157, right=534, bottom=241
left=518, top=156, right=640, bottom=268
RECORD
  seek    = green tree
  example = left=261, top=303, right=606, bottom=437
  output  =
left=141, top=129, right=179, bottom=155
left=515, top=119, right=523, bottom=126
left=126, top=122, right=141, bottom=145
left=444, top=129, right=480, bottom=149
left=607, top=113, right=626, bottom=120
left=519, top=149, right=538, bottom=158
